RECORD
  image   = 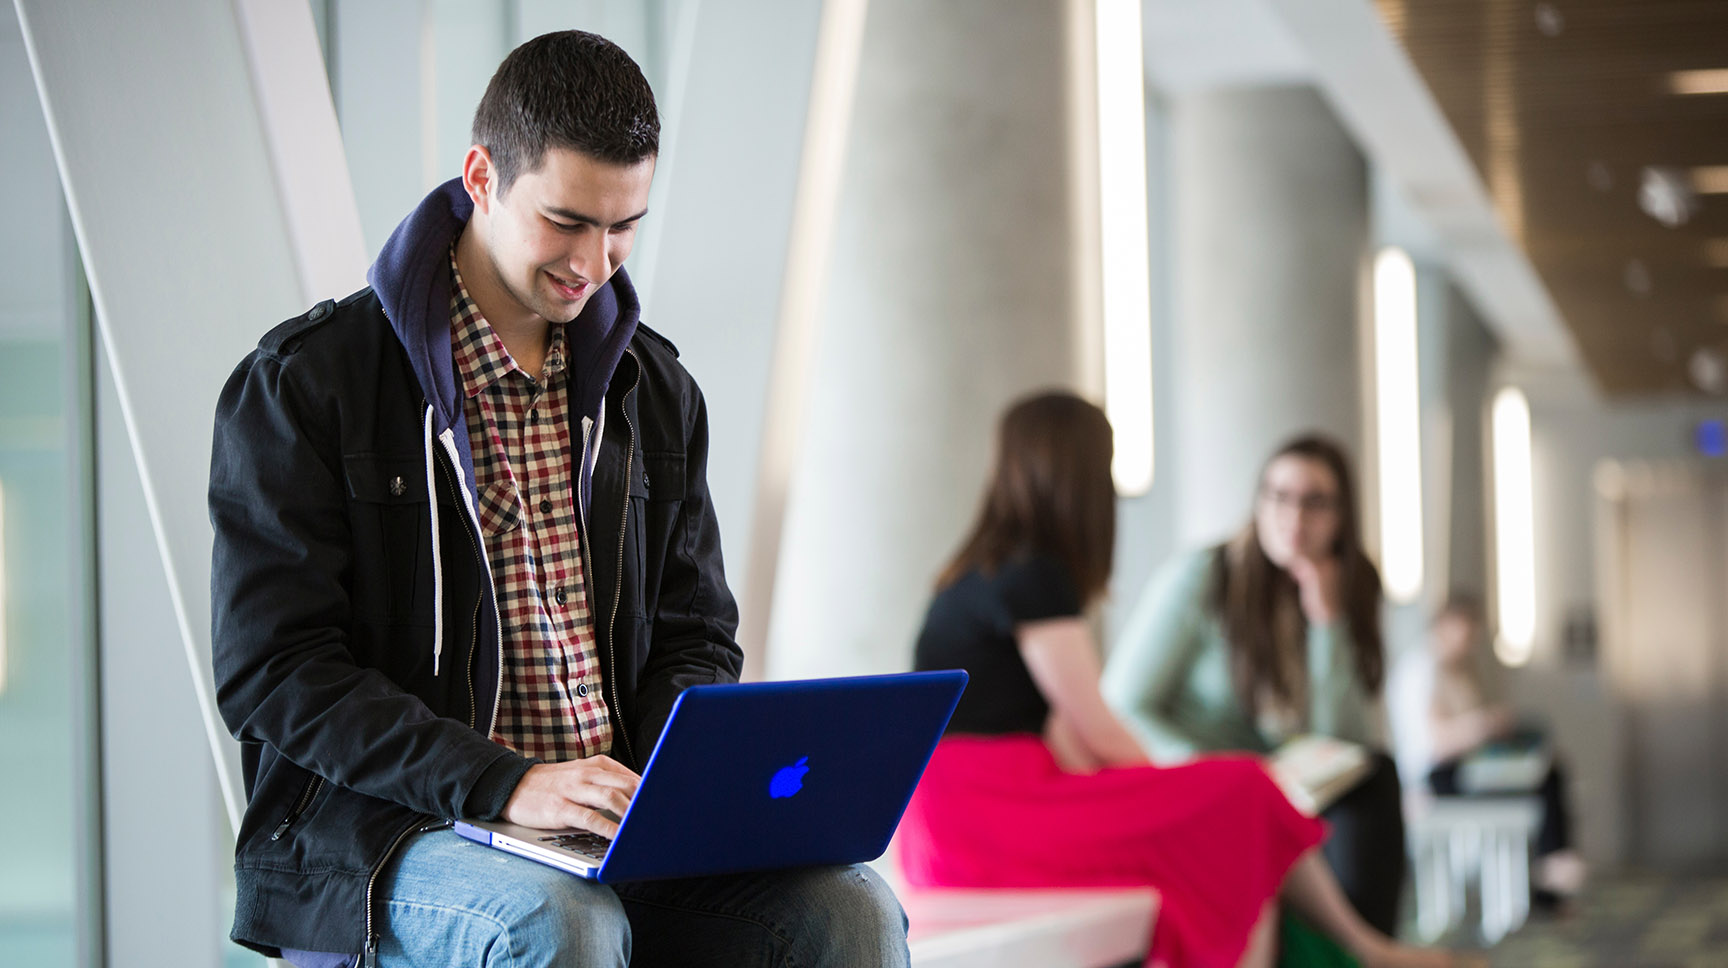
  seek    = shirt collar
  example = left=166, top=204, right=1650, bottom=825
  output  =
left=449, top=246, right=566, bottom=399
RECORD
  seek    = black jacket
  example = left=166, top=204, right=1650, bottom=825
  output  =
left=208, top=182, right=741, bottom=959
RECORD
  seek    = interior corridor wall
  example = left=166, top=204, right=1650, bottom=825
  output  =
left=1502, top=366, right=1728, bottom=867
left=767, top=0, right=1089, bottom=678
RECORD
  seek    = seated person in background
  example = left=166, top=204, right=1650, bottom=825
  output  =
left=901, top=391, right=1460, bottom=968
left=1427, top=594, right=1585, bottom=908
left=1101, top=435, right=1407, bottom=935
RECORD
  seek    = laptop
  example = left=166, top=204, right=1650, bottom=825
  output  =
left=454, top=670, right=967, bottom=883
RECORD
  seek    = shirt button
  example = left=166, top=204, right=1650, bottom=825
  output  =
left=554, top=586, right=568, bottom=605
left=528, top=409, right=538, bottom=423
left=576, top=683, right=589, bottom=698
left=539, top=498, right=553, bottom=513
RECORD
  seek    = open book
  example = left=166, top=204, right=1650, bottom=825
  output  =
left=1457, top=731, right=1553, bottom=794
left=1268, top=734, right=1372, bottom=816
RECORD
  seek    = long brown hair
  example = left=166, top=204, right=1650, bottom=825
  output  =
left=938, top=391, right=1116, bottom=604
left=1212, top=435, right=1384, bottom=717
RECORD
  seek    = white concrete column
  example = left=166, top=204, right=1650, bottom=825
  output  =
left=1170, top=86, right=1369, bottom=548
left=767, top=0, right=1090, bottom=679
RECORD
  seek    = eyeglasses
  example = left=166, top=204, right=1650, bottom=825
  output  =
left=1259, top=487, right=1340, bottom=515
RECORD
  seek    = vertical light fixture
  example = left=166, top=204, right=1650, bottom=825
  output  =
left=1095, top=0, right=1154, bottom=496
left=1492, top=386, right=1536, bottom=665
left=1373, top=247, right=1423, bottom=603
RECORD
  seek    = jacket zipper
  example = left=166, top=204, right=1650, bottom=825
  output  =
left=362, top=816, right=452, bottom=967
left=604, top=351, right=643, bottom=764
left=435, top=453, right=485, bottom=729
left=269, top=775, right=324, bottom=841
left=431, top=427, right=506, bottom=736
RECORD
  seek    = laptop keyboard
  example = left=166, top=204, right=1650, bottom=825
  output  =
left=538, top=831, right=613, bottom=857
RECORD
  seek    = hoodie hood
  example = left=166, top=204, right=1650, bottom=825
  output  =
left=366, top=178, right=643, bottom=438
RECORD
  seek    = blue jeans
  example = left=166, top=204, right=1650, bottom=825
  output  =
left=375, top=830, right=910, bottom=967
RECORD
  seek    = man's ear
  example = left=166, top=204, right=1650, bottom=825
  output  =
left=462, top=145, right=496, bottom=214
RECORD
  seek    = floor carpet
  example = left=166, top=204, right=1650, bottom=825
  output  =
left=1465, top=874, right=1728, bottom=967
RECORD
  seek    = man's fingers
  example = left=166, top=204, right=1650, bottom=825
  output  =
left=553, top=765, right=639, bottom=800
left=567, top=782, right=634, bottom=820
left=563, top=805, right=620, bottom=839
left=582, top=755, right=639, bottom=779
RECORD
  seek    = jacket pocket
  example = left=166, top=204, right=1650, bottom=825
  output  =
left=344, top=453, right=430, bottom=623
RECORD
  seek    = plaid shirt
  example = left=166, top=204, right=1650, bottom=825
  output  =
left=449, top=249, right=612, bottom=761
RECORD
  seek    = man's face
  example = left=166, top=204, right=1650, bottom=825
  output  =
left=469, top=146, right=655, bottom=324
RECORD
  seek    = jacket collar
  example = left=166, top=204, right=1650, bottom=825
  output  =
left=366, top=178, right=643, bottom=438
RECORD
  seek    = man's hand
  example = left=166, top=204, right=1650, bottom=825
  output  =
left=501, top=756, right=641, bottom=838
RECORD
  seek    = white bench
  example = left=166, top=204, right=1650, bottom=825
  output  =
left=1406, top=794, right=1542, bottom=944
left=903, top=885, right=1156, bottom=968
left=875, top=861, right=1156, bottom=968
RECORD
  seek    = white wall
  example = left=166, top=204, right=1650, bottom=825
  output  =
left=1498, top=364, right=1728, bottom=867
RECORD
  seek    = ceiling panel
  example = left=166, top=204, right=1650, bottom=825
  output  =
left=1377, top=0, right=1728, bottom=395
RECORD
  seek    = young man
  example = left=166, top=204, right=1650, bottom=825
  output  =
left=209, top=31, right=907, bottom=967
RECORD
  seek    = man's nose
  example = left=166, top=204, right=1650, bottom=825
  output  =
left=569, top=231, right=610, bottom=281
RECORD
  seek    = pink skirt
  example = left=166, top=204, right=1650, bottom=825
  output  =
left=897, top=734, right=1326, bottom=968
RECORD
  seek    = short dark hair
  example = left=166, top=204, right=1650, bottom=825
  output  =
left=471, top=30, right=660, bottom=194
left=938, top=391, right=1117, bottom=604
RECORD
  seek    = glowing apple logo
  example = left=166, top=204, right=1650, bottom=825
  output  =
left=769, top=756, right=811, bottom=799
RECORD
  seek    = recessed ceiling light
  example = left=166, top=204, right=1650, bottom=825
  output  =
left=1534, top=3, right=1564, bottom=37
left=1691, top=347, right=1728, bottom=395
left=1641, top=166, right=1700, bottom=225
left=1691, top=166, right=1728, bottom=194
left=1668, top=69, right=1728, bottom=95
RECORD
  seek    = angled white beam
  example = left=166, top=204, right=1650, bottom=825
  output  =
left=236, top=0, right=369, bottom=304
left=15, top=0, right=365, bottom=839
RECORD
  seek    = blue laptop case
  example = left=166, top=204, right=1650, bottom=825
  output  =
left=456, top=670, right=967, bottom=883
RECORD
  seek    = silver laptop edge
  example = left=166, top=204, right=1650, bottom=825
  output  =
left=459, top=820, right=606, bottom=877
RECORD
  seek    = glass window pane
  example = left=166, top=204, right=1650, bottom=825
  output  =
left=0, top=9, right=94, bottom=965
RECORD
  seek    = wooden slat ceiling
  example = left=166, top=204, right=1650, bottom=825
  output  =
left=1376, top=0, right=1728, bottom=395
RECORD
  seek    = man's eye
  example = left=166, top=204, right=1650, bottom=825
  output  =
left=549, top=220, right=578, bottom=231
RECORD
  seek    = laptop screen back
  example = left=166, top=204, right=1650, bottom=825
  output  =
left=598, top=670, right=967, bottom=882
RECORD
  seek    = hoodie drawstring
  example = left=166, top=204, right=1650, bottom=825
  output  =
left=424, top=407, right=445, bottom=676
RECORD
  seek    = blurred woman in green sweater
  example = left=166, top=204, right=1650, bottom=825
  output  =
left=1103, top=435, right=1404, bottom=934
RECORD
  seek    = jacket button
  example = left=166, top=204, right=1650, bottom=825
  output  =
left=576, top=683, right=589, bottom=698
left=389, top=476, right=406, bottom=497
left=643, top=469, right=650, bottom=491
left=554, top=586, right=568, bottom=605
